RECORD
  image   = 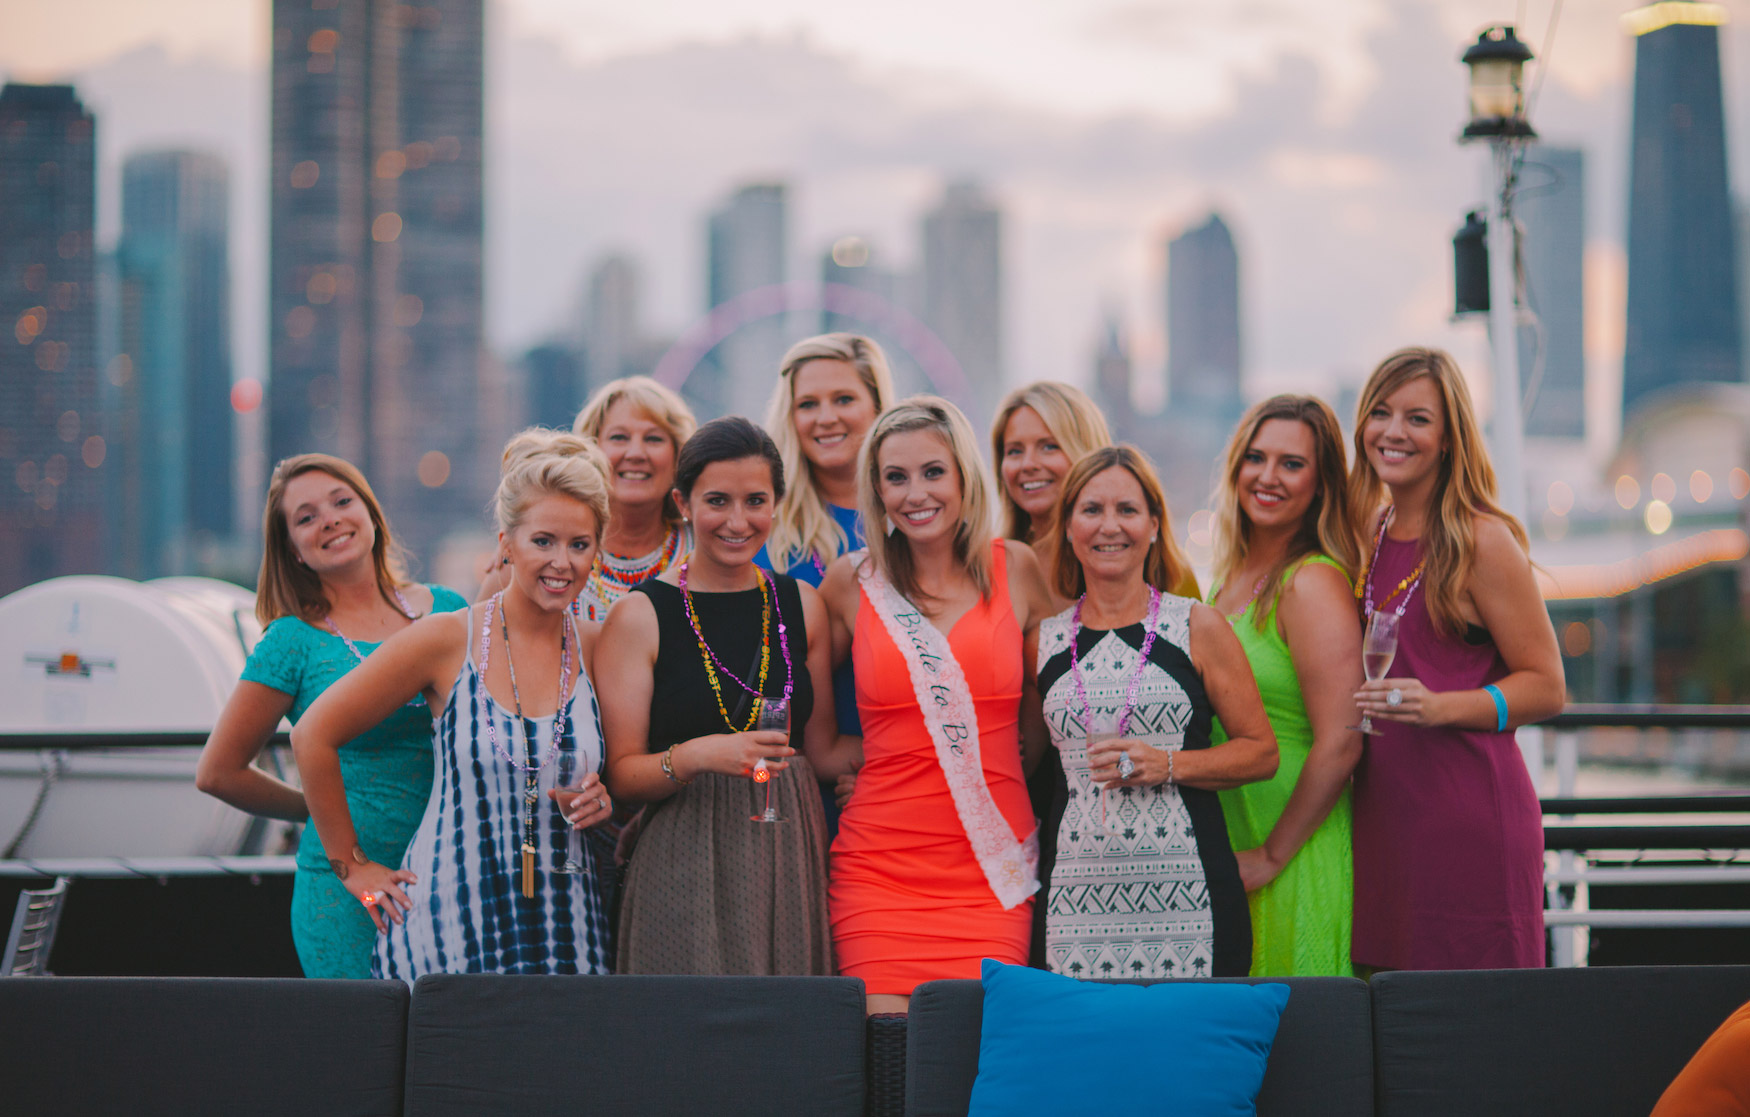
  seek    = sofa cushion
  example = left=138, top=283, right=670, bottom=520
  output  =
left=968, top=960, right=1288, bottom=1114
left=908, top=975, right=1374, bottom=1117
left=1371, top=966, right=1750, bottom=1117
left=0, top=976, right=407, bottom=1116
left=404, top=974, right=865, bottom=1116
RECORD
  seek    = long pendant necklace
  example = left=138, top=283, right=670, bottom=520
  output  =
left=1354, top=509, right=1425, bottom=619
left=1069, top=585, right=1163, bottom=737
left=325, top=586, right=426, bottom=707
left=678, top=562, right=794, bottom=732
left=479, top=591, right=572, bottom=898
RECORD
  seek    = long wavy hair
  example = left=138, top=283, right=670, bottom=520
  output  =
left=256, top=454, right=411, bottom=626
left=860, top=396, right=994, bottom=605
left=989, top=381, right=1113, bottom=567
left=1346, top=346, right=1528, bottom=635
left=762, top=333, right=895, bottom=571
left=1051, top=445, right=1193, bottom=602
left=571, top=376, right=697, bottom=530
left=1211, top=395, right=1359, bottom=630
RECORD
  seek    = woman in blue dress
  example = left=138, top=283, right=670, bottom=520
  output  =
left=293, top=429, right=618, bottom=979
left=197, top=453, right=468, bottom=978
left=755, top=333, right=895, bottom=826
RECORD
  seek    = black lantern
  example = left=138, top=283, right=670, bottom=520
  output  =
left=1460, top=25, right=1536, bottom=141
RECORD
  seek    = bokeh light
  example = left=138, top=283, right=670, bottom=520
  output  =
left=418, top=451, right=451, bottom=488
left=231, top=378, right=263, bottom=413
left=1690, top=470, right=1713, bottom=503
left=1615, top=475, right=1640, bottom=510
left=1644, top=499, right=1672, bottom=535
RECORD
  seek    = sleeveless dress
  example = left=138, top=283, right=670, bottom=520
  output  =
left=374, top=606, right=614, bottom=981
left=238, top=584, right=468, bottom=979
left=831, top=542, right=1035, bottom=996
left=615, top=575, right=833, bottom=975
left=1035, top=593, right=1251, bottom=979
left=1211, top=556, right=1356, bottom=977
left=1350, top=532, right=1546, bottom=970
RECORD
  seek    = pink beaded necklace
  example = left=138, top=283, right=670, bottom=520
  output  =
left=678, top=561, right=795, bottom=716
left=1069, top=585, right=1163, bottom=736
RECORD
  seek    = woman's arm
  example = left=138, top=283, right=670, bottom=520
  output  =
left=819, top=553, right=860, bottom=669
left=1235, top=562, right=1365, bottom=892
left=1004, top=540, right=1056, bottom=777
left=597, top=591, right=793, bottom=805
left=1089, top=603, right=1277, bottom=791
left=799, top=583, right=861, bottom=780
left=196, top=682, right=304, bottom=821
left=1356, top=515, right=1565, bottom=730
left=1020, top=625, right=1050, bottom=777
left=289, top=613, right=461, bottom=928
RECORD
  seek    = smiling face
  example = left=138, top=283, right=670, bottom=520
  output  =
left=1362, top=375, right=1447, bottom=491
left=598, top=399, right=678, bottom=512
left=501, top=493, right=599, bottom=613
left=791, top=358, right=878, bottom=481
left=1066, top=465, right=1159, bottom=587
left=1237, top=418, right=1320, bottom=533
left=282, top=470, right=376, bottom=577
left=877, top=428, right=963, bottom=547
left=679, top=456, right=777, bottom=568
left=1000, top=405, right=1073, bottom=530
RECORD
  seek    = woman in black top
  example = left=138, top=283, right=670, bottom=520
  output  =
left=599, top=417, right=854, bottom=974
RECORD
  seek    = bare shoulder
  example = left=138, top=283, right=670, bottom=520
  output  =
left=820, top=551, right=864, bottom=600
left=1000, top=537, right=1045, bottom=578
left=1471, top=513, right=1531, bottom=572
left=409, top=608, right=468, bottom=649
left=1284, top=558, right=1353, bottom=605
left=600, top=587, right=657, bottom=635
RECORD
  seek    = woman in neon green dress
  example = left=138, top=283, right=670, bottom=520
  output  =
left=1207, top=395, right=1364, bottom=976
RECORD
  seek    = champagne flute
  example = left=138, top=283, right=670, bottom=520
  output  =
left=1357, top=611, right=1401, bottom=734
left=1087, top=729, right=1121, bottom=838
left=554, top=747, right=587, bottom=874
left=750, top=697, right=789, bottom=824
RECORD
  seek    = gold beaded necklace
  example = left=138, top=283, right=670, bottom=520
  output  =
left=681, top=567, right=772, bottom=733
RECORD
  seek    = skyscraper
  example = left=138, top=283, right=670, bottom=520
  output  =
left=699, top=183, right=787, bottom=420
left=1622, top=1, right=1740, bottom=421
left=0, top=84, right=102, bottom=595
left=269, top=0, right=485, bottom=561
left=1165, top=213, right=1243, bottom=432
left=819, top=236, right=924, bottom=396
left=586, top=254, right=641, bottom=392
left=114, top=150, right=234, bottom=577
left=1092, top=311, right=1133, bottom=443
left=921, top=182, right=1002, bottom=419
left=1518, top=145, right=1586, bottom=440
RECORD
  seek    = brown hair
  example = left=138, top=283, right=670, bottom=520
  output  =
left=1211, top=394, right=1359, bottom=629
left=256, top=454, right=410, bottom=626
left=860, top=396, right=995, bottom=605
left=1346, top=346, right=1528, bottom=635
left=1051, top=445, right=1192, bottom=602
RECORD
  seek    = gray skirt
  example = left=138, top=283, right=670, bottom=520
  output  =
left=617, top=755, right=833, bottom=975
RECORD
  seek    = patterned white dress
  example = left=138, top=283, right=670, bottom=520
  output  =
left=1035, top=595, right=1251, bottom=979
left=374, top=607, right=614, bottom=982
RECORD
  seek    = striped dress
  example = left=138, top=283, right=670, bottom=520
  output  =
left=375, top=607, right=614, bottom=981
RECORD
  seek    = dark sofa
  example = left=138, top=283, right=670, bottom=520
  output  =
left=2, top=967, right=1748, bottom=1116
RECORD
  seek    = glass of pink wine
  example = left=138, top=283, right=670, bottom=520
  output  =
left=1358, top=611, right=1400, bottom=734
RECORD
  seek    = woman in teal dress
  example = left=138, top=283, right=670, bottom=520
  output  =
left=1206, top=395, right=1364, bottom=976
left=197, top=454, right=466, bottom=978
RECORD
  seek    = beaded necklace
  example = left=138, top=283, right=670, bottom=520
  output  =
left=479, top=591, right=573, bottom=898
left=1354, top=509, right=1426, bottom=619
left=1069, top=585, right=1163, bottom=738
left=678, top=561, right=794, bottom=733
left=324, top=586, right=425, bottom=707
left=582, top=525, right=683, bottom=617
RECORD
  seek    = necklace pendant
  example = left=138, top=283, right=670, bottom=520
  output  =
left=521, top=844, right=536, bottom=898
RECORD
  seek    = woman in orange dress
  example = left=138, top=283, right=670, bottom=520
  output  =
left=819, top=396, right=1055, bottom=1014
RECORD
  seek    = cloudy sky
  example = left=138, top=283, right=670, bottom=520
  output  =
left=7, top=0, right=1748, bottom=459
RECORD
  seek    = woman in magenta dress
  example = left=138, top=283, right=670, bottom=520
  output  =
left=1347, top=347, right=1564, bottom=971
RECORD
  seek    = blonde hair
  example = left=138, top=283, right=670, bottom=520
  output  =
left=256, top=454, right=410, bottom=626
left=763, top=333, right=896, bottom=570
left=495, top=428, right=613, bottom=538
left=861, top=395, right=995, bottom=604
left=571, top=376, right=698, bottom=529
left=1051, top=445, right=1193, bottom=602
left=1212, top=395, right=1359, bottom=630
left=990, top=381, right=1113, bottom=575
left=1347, top=346, right=1528, bottom=635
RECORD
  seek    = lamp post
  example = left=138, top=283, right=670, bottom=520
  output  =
left=1460, top=25, right=1536, bottom=522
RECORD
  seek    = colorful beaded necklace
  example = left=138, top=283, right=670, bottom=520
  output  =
left=1354, top=509, right=1426, bottom=618
left=324, top=586, right=425, bottom=707
left=678, top=561, right=794, bottom=733
left=582, top=525, right=683, bottom=616
left=1069, top=585, right=1163, bottom=738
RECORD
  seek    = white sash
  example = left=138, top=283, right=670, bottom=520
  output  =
left=858, top=561, right=1039, bottom=909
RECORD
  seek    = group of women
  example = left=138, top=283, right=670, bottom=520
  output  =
left=197, top=335, right=1564, bottom=1001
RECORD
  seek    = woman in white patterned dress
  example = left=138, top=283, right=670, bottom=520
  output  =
left=1031, top=445, right=1277, bottom=979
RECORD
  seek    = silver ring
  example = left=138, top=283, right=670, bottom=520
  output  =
left=597, top=796, right=607, bottom=812
left=1117, top=753, right=1137, bottom=780
left=1387, top=688, right=1403, bottom=708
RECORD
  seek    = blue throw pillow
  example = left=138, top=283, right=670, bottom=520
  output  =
left=969, top=959, right=1290, bottom=1116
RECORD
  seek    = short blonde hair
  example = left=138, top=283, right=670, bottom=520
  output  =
left=990, top=381, right=1113, bottom=549
left=571, top=376, right=698, bottom=529
left=256, top=454, right=410, bottom=626
left=860, top=395, right=995, bottom=604
left=495, top=428, right=613, bottom=538
left=1052, top=445, right=1192, bottom=602
left=764, top=333, right=897, bottom=571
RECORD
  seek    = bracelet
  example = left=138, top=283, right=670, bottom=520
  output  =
left=661, top=744, right=692, bottom=785
left=1166, top=748, right=1175, bottom=786
left=1483, top=684, right=1509, bottom=733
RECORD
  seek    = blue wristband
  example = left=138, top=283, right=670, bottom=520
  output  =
left=1483, top=684, right=1508, bottom=733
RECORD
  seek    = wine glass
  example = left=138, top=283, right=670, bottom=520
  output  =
left=750, top=697, right=789, bottom=824
left=1087, top=729, right=1121, bottom=838
left=1358, top=611, right=1401, bottom=734
left=554, top=748, right=587, bottom=874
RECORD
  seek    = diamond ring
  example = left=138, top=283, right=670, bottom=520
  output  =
left=1117, top=753, right=1137, bottom=780
left=1387, top=688, right=1403, bottom=708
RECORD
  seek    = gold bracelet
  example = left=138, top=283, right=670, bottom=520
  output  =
left=661, top=744, right=692, bottom=785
